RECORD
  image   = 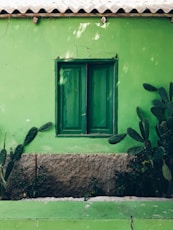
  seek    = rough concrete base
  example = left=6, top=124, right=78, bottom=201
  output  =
left=5, top=153, right=133, bottom=200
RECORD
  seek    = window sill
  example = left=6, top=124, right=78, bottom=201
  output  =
left=56, top=134, right=113, bottom=138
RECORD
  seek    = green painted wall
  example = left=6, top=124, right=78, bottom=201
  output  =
left=0, top=17, right=173, bottom=153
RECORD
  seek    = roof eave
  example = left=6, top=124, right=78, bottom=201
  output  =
left=0, top=12, right=173, bottom=18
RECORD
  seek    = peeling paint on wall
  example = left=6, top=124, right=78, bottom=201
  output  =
left=73, top=22, right=90, bottom=38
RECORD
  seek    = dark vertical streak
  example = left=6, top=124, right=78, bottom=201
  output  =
left=130, top=215, right=134, bottom=230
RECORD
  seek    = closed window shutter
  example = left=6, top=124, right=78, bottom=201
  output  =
left=87, top=63, right=113, bottom=134
left=58, top=64, right=86, bottom=134
left=56, top=59, right=117, bottom=136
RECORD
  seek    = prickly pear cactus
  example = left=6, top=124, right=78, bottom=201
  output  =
left=162, top=160, right=172, bottom=181
left=0, top=149, right=7, bottom=167
left=0, top=121, right=53, bottom=198
left=23, top=127, right=38, bottom=147
left=38, top=122, right=53, bottom=132
left=4, top=161, right=14, bottom=181
left=13, top=144, right=24, bottom=161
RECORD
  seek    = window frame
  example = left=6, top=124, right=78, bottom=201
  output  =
left=55, top=58, right=118, bottom=137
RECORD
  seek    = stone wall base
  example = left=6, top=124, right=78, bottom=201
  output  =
left=5, top=153, right=132, bottom=200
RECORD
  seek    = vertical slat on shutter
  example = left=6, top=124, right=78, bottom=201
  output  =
left=58, top=64, right=86, bottom=134
left=87, top=63, right=113, bottom=134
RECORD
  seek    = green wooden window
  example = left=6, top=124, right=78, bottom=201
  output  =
left=55, top=59, right=117, bottom=136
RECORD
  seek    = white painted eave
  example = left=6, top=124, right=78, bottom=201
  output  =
left=0, top=0, right=173, bottom=17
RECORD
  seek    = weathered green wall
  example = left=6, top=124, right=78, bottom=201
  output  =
left=0, top=17, right=173, bottom=153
